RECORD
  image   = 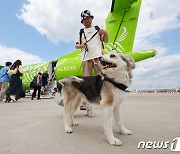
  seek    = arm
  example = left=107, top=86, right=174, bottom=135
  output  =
left=75, top=31, right=87, bottom=49
left=99, top=29, right=108, bottom=43
left=18, top=65, right=25, bottom=73
left=7, top=69, right=17, bottom=76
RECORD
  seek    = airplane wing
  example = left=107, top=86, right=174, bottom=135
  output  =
left=125, top=49, right=156, bottom=62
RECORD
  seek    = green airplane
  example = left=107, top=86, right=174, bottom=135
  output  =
left=1, top=0, right=156, bottom=92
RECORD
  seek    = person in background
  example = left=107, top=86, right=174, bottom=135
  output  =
left=31, top=72, right=42, bottom=100
left=7, top=60, right=24, bottom=102
left=0, top=62, right=12, bottom=102
left=41, top=71, right=49, bottom=95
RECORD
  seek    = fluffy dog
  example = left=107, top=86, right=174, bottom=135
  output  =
left=57, top=51, right=135, bottom=146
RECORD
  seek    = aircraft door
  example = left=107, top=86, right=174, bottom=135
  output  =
left=48, top=61, right=57, bottom=81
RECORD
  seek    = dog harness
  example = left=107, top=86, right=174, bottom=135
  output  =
left=97, top=75, right=128, bottom=92
left=93, top=60, right=128, bottom=92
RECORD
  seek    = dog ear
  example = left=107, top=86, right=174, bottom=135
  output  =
left=123, top=55, right=136, bottom=69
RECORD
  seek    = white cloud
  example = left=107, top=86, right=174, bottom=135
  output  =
left=135, top=0, right=180, bottom=40
left=131, top=0, right=180, bottom=89
left=130, top=54, right=180, bottom=89
left=0, top=45, right=43, bottom=66
left=17, top=0, right=111, bottom=43
left=17, top=0, right=180, bottom=44
left=134, top=0, right=180, bottom=54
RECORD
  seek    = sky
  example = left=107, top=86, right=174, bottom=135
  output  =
left=0, top=0, right=180, bottom=89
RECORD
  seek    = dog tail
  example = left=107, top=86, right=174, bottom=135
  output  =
left=58, top=76, right=83, bottom=87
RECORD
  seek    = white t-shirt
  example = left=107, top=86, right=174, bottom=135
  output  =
left=76, top=26, right=103, bottom=62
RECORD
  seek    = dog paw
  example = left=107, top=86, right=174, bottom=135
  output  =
left=65, top=127, right=73, bottom=133
left=108, top=137, right=122, bottom=146
left=121, top=129, right=132, bottom=135
left=71, top=122, right=78, bottom=126
left=85, top=113, right=93, bottom=118
left=88, top=114, right=93, bottom=118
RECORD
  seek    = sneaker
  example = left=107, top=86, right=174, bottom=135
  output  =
left=37, top=98, right=41, bottom=100
left=59, top=99, right=64, bottom=106
left=10, top=96, right=16, bottom=102
left=5, top=97, right=11, bottom=103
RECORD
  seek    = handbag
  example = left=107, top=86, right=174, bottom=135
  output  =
left=16, top=70, right=23, bottom=76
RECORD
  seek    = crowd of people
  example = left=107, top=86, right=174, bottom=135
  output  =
left=0, top=60, right=24, bottom=102
left=0, top=60, right=50, bottom=103
left=31, top=71, right=49, bottom=100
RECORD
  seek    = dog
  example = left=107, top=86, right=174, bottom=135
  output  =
left=57, top=51, right=135, bottom=146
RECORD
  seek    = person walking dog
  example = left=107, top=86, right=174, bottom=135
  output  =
left=75, top=10, right=108, bottom=110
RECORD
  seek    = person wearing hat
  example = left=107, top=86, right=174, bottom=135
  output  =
left=76, top=10, right=108, bottom=76
left=75, top=10, right=108, bottom=110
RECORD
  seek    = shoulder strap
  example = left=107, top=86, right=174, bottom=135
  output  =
left=0, top=73, right=6, bottom=78
left=0, top=68, right=7, bottom=78
left=86, top=26, right=100, bottom=42
left=79, top=28, right=84, bottom=44
left=94, top=25, right=100, bottom=31
left=79, top=26, right=102, bottom=45
left=95, top=25, right=104, bottom=49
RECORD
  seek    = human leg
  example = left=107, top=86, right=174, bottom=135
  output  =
left=81, top=60, right=94, bottom=110
left=37, top=86, right=41, bottom=99
left=93, top=58, right=102, bottom=75
left=31, top=86, right=38, bottom=100
left=82, top=60, right=93, bottom=76
left=0, top=82, right=8, bottom=101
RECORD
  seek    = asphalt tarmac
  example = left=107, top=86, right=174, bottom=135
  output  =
left=0, top=93, right=179, bottom=154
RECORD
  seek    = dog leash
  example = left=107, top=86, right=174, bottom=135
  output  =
left=92, top=59, right=104, bottom=77
left=77, top=49, right=87, bottom=76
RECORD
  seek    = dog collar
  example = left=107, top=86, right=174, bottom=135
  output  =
left=103, top=75, right=127, bottom=91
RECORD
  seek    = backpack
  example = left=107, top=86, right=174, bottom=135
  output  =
left=79, top=26, right=104, bottom=49
left=42, top=73, right=48, bottom=79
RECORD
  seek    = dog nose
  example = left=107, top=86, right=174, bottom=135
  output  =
left=99, top=57, right=103, bottom=61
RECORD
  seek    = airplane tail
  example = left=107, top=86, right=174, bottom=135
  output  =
left=104, top=0, right=156, bottom=61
